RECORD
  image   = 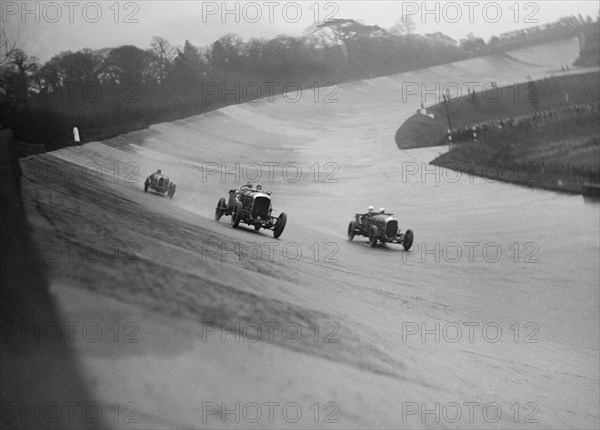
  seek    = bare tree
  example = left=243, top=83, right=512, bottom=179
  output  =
left=390, top=15, right=416, bottom=36
left=150, top=36, right=175, bottom=84
left=0, top=28, right=21, bottom=66
left=1, top=48, right=39, bottom=105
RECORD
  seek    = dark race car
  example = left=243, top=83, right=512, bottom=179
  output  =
left=348, top=211, right=413, bottom=250
left=144, top=171, right=176, bottom=199
left=215, top=185, right=287, bottom=238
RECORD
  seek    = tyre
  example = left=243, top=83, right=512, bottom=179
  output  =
left=231, top=201, right=243, bottom=228
left=403, top=229, right=414, bottom=251
left=347, top=221, right=357, bottom=240
left=368, top=226, right=378, bottom=247
left=215, top=197, right=226, bottom=221
left=168, top=184, right=176, bottom=199
left=144, top=180, right=149, bottom=192
left=273, top=212, right=287, bottom=238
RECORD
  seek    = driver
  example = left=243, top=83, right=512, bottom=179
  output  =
left=379, top=207, right=385, bottom=214
left=256, top=185, right=263, bottom=191
left=361, top=205, right=375, bottom=222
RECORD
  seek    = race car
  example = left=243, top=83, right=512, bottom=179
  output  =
left=348, top=209, right=413, bottom=250
left=144, top=170, right=176, bottom=199
left=215, top=184, right=287, bottom=238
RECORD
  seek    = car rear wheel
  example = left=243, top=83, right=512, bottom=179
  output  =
left=168, top=184, right=176, bottom=199
left=403, top=229, right=414, bottom=251
left=215, top=197, right=226, bottom=221
left=144, top=180, right=149, bottom=192
left=273, top=212, right=287, bottom=238
left=369, top=226, right=378, bottom=247
left=347, top=221, right=357, bottom=240
left=231, top=201, right=243, bottom=228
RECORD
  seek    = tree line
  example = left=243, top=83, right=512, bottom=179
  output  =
left=0, top=16, right=594, bottom=150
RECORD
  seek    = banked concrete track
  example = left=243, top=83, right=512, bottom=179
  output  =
left=15, top=37, right=599, bottom=429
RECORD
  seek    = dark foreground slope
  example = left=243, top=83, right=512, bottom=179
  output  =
left=1, top=129, right=98, bottom=430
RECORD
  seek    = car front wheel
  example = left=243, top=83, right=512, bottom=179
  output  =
left=369, top=226, right=378, bottom=247
left=273, top=212, right=287, bottom=238
left=403, top=229, right=414, bottom=251
left=215, top=197, right=226, bottom=221
left=348, top=221, right=357, bottom=240
left=231, top=201, right=243, bottom=228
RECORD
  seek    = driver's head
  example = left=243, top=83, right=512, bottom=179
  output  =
left=368, top=205, right=374, bottom=213
left=379, top=207, right=385, bottom=213
left=157, top=169, right=162, bottom=174
left=256, top=185, right=262, bottom=191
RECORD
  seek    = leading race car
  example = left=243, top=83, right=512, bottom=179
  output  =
left=144, top=170, right=176, bottom=199
left=215, top=184, right=287, bottom=238
left=348, top=209, right=413, bottom=250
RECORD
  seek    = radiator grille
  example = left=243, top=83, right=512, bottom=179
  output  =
left=252, top=196, right=271, bottom=218
left=385, top=220, right=398, bottom=237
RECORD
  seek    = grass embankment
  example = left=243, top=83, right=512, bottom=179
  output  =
left=396, top=72, right=600, bottom=149
left=395, top=71, right=600, bottom=194
left=433, top=115, right=599, bottom=193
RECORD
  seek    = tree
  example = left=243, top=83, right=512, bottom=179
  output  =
left=390, top=15, right=416, bottom=36
left=316, top=19, right=387, bottom=43
left=107, top=45, right=153, bottom=86
left=259, top=36, right=306, bottom=79
left=460, top=33, right=486, bottom=52
left=313, top=19, right=388, bottom=78
left=0, top=28, right=21, bottom=66
left=243, top=38, right=266, bottom=77
left=208, top=34, right=244, bottom=76
left=0, top=48, right=39, bottom=106
left=170, top=40, right=207, bottom=89
left=150, top=36, right=175, bottom=84
left=488, top=36, right=501, bottom=46
left=150, top=36, right=176, bottom=84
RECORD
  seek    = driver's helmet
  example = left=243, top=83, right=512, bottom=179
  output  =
left=379, top=207, right=385, bottom=213
left=256, top=185, right=262, bottom=191
left=157, top=169, right=162, bottom=174
left=368, top=205, right=375, bottom=214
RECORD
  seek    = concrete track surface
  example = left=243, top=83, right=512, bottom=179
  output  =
left=18, top=37, right=599, bottom=429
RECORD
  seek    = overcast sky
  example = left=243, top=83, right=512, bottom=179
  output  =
left=2, top=1, right=599, bottom=62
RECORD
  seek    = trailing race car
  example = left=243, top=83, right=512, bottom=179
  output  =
left=215, top=184, right=287, bottom=238
left=144, top=170, right=176, bottom=199
left=348, top=209, right=413, bottom=250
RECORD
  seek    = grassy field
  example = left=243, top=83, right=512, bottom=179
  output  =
left=395, top=71, right=600, bottom=194
left=432, top=114, right=599, bottom=194
left=396, top=71, right=600, bottom=149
